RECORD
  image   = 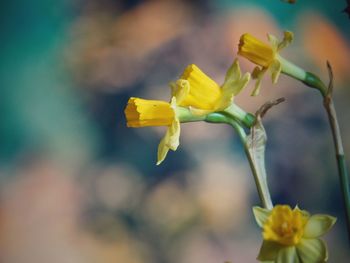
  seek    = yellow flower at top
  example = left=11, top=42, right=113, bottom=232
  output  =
left=238, top=31, right=293, bottom=96
left=253, top=205, right=336, bottom=263
left=125, top=97, right=180, bottom=165
left=170, top=59, right=250, bottom=116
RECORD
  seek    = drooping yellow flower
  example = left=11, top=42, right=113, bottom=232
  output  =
left=238, top=31, right=293, bottom=96
left=125, top=97, right=175, bottom=127
left=170, top=59, right=250, bottom=115
left=125, top=97, right=180, bottom=165
left=253, top=205, right=336, bottom=263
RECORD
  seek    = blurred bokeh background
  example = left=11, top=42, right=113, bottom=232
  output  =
left=1, top=0, right=350, bottom=262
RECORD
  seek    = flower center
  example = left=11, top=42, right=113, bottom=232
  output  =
left=262, top=205, right=308, bottom=246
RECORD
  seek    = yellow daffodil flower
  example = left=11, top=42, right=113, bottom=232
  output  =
left=125, top=97, right=180, bottom=165
left=238, top=31, right=293, bottom=96
left=253, top=205, right=336, bottom=263
left=170, top=59, right=250, bottom=116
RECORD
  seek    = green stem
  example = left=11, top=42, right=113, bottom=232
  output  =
left=337, top=154, right=350, bottom=227
left=325, top=99, right=350, bottom=240
left=177, top=104, right=256, bottom=128
left=206, top=113, right=273, bottom=209
left=222, top=103, right=256, bottom=128
left=279, top=55, right=327, bottom=96
left=281, top=59, right=350, bottom=239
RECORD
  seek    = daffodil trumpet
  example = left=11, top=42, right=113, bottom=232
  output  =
left=171, top=59, right=251, bottom=115
left=238, top=31, right=309, bottom=96
left=238, top=31, right=328, bottom=96
left=238, top=31, right=292, bottom=95
left=253, top=205, right=336, bottom=263
left=125, top=97, right=181, bottom=165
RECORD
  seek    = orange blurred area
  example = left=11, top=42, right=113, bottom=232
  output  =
left=300, top=12, right=350, bottom=84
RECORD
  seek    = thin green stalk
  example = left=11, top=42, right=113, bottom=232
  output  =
left=230, top=121, right=273, bottom=210
left=281, top=60, right=350, bottom=239
left=206, top=113, right=273, bottom=209
left=324, top=98, right=350, bottom=240
left=222, top=103, right=256, bottom=128
left=306, top=72, right=350, bottom=240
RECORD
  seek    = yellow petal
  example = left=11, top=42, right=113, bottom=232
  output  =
left=267, top=34, right=279, bottom=51
left=276, top=246, right=300, bottom=263
left=253, top=206, right=271, bottom=228
left=251, top=67, right=267, bottom=96
left=303, top=215, right=336, bottom=238
left=170, top=79, right=190, bottom=105
left=296, top=238, right=328, bottom=263
left=257, top=240, right=282, bottom=261
left=238, top=33, right=275, bottom=68
left=156, top=117, right=180, bottom=165
left=125, top=97, right=174, bottom=127
left=277, top=31, right=294, bottom=51
left=224, top=58, right=242, bottom=82
left=270, top=59, right=282, bottom=84
left=217, top=60, right=250, bottom=110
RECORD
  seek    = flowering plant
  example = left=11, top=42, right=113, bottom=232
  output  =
left=123, top=29, right=347, bottom=262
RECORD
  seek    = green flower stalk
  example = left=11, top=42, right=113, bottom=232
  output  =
left=238, top=31, right=350, bottom=240
left=205, top=112, right=273, bottom=209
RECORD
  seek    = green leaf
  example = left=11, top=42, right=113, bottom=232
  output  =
left=276, top=246, right=300, bottom=263
left=303, top=215, right=336, bottom=238
left=257, top=240, right=282, bottom=261
left=296, top=238, right=328, bottom=263
left=253, top=206, right=271, bottom=227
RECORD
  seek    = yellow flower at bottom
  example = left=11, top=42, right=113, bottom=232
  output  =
left=238, top=31, right=293, bottom=96
left=170, top=59, right=250, bottom=115
left=263, top=205, right=308, bottom=246
left=125, top=97, right=180, bottom=165
left=253, top=205, right=336, bottom=263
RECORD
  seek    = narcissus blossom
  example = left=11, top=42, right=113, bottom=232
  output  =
left=125, top=97, right=180, bottom=165
left=170, top=59, right=250, bottom=115
left=253, top=205, right=336, bottom=263
left=238, top=31, right=293, bottom=96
